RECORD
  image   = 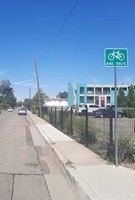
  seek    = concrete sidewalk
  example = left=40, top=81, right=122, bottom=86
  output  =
left=28, top=111, right=135, bottom=200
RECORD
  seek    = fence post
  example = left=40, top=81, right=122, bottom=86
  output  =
left=38, top=107, right=40, bottom=117
left=55, top=107, right=57, bottom=128
left=85, top=105, right=88, bottom=147
left=50, top=107, right=52, bottom=124
left=109, top=116, right=113, bottom=145
left=70, top=107, right=73, bottom=135
left=41, top=106, right=43, bottom=118
left=61, top=107, right=63, bottom=131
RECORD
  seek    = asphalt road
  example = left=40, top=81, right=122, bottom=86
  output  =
left=0, top=109, right=79, bottom=200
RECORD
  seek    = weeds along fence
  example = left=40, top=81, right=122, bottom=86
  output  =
left=38, top=106, right=135, bottom=163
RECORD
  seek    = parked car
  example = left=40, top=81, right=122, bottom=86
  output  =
left=77, top=105, right=86, bottom=115
left=94, top=108, right=123, bottom=118
left=18, top=108, right=27, bottom=115
left=87, top=105, right=100, bottom=114
left=7, top=107, right=13, bottom=112
left=66, top=106, right=77, bottom=113
left=78, top=109, right=87, bottom=116
left=77, top=105, right=100, bottom=116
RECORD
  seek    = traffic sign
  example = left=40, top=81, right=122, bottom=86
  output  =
left=104, top=48, right=128, bottom=67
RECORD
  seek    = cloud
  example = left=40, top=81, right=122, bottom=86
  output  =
left=89, top=77, right=99, bottom=84
left=14, top=79, right=50, bottom=89
left=58, top=84, right=67, bottom=88
left=40, top=84, right=49, bottom=88
left=0, top=70, right=8, bottom=76
left=33, top=73, right=36, bottom=77
left=118, top=75, right=134, bottom=84
left=14, top=79, right=35, bottom=87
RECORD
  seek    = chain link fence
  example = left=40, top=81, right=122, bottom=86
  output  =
left=35, top=106, right=135, bottom=164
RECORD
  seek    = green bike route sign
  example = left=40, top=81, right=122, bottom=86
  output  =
left=104, top=48, right=128, bottom=67
left=104, top=48, right=128, bottom=166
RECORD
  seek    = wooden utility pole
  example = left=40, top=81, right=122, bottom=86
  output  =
left=29, top=87, right=31, bottom=99
left=34, top=55, right=42, bottom=117
left=29, top=87, right=31, bottom=111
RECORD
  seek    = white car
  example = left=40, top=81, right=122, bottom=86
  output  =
left=87, top=105, right=100, bottom=113
left=77, top=106, right=86, bottom=115
left=18, top=108, right=27, bottom=115
left=7, top=107, right=13, bottom=112
left=77, top=105, right=100, bottom=115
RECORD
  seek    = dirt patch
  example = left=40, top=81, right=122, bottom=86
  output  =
left=122, top=162, right=135, bottom=170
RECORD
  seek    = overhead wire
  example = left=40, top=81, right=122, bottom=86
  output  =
left=45, top=0, right=79, bottom=55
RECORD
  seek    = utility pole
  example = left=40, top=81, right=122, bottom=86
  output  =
left=29, top=87, right=31, bottom=99
left=29, top=87, right=31, bottom=111
left=34, top=55, right=42, bottom=117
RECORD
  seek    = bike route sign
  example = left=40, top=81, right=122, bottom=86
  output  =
left=104, top=48, right=128, bottom=67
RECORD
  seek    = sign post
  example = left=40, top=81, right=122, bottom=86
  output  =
left=104, top=48, right=128, bottom=166
left=114, top=67, right=118, bottom=166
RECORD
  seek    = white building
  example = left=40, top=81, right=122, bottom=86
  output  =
left=44, top=98, right=68, bottom=107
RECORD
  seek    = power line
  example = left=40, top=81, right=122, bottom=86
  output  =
left=45, top=0, right=79, bottom=55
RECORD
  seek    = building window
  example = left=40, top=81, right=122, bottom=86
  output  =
left=80, top=96, right=84, bottom=103
left=107, top=96, right=110, bottom=103
left=87, top=96, right=94, bottom=103
left=121, top=87, right=128, bottom=91
left=103, top=87, right=110, bottom=95
left=111, top=87, right=118, bottom=90
left=95, top=87, right=102, bottom=94
left=101, top=97, right=105, bottom=107
left=87, top=87, right=94, bottom=94
left=95, top=96, right=99, bottom=105
left=80, top=87, right=84, bottom=94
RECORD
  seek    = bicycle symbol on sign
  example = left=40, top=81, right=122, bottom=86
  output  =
left=108, top=50, right=125, bottom=61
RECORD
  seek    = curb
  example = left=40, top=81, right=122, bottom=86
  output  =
left=51, top=143, right=101, bottom=200
left=28, top=112, right=101, bottom=200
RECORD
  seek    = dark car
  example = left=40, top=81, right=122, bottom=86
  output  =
left=94, top=108, right=123, bottom=118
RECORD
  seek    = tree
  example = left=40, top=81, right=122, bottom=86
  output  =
left=117, top=88, right=127, bottom=107
left=0, top=80, right=16, bottom=108
left=126, top=85, right=135, bottom=108
left=57, top=91, right=68, bottom=98
left=32, top=89, right=48, bottom=106
left=23, top=98, right=32, bottom=110
left=17, top=101, right=24, bottom=107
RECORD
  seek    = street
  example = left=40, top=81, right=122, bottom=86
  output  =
left=0, top=109, right=79, bottom=200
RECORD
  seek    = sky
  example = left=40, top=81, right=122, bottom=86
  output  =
left=0, top=0, right=135, bottom=101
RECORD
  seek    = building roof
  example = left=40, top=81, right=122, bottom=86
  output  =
left=44, top=98, right=68, bottom=102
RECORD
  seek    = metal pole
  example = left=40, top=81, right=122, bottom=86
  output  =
left=114, top=67, right=118, bottom=166
left=50, top=107, right=52, bottom=124
left=109, top=116, right=113, bottom=146
left=29, top=87, right=31, bottom=99
left=85, top=105, right=88, bottom=147
left=29, top=87, right=31, bottom=110
left=34, top=55, right=42, bottom=117
left=61, top=107, right=63, bottom=131
left=70, top=107, right=73, bottom=135
left=55, top=107, right=57, bottom=127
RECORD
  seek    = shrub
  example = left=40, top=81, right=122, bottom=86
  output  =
left=123, top=108, right=135, bottom=118
left=43, top=115, right=49, bottom=122
left=105, top=136, right=135, bottom=163
left=118, top=136, right=135, bottom=163
left=73, top=118, right=97, bottom=146
left=63, top=117, right=71, bottom=135
left=73, top=117, right=86, bottom=143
